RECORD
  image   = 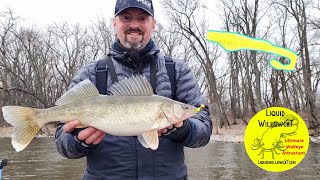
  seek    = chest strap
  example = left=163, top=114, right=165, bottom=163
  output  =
left=96, top=55, right=176, bottom=100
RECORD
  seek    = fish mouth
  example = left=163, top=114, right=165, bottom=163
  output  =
left=182, top=105, right=203, bottom=120
left=180, top=104, right=204, bottom=120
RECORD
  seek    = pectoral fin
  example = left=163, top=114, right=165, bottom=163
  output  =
left=137, top=136, right=150, bottom=149
left=137, top=130, right=159, bottom=150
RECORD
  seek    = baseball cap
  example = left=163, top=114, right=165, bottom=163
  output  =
left=115, top=0, right=154, bottom=17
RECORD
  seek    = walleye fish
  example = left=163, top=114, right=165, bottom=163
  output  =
left=2, top=76, right=204, bottom=152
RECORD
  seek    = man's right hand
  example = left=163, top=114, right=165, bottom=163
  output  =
left=63, top=120, right=106, bottom=145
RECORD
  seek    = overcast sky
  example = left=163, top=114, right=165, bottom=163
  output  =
left=0, top=0, right=219, bottom=28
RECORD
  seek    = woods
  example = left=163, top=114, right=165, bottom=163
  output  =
left=1, top=0, right=320, bottom=136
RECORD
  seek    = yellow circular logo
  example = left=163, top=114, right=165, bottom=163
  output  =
left=244, top=107, right=309, bottom=172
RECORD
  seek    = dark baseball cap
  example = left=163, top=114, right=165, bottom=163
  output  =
left=115, top=0, right=154, bottom=17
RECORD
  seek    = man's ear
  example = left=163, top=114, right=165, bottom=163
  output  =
left=112, top=17, right=117, bottom=28
left=152, top=18, right=156, bottom=30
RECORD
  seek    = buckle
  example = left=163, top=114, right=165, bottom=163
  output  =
left=96, top=67, right=107, bottom=72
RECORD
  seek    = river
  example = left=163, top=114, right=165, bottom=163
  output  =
left=0, top=138, right=319, bottom=180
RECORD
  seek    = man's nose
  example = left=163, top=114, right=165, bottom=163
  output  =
left=128, top=22, right=140, bottom=29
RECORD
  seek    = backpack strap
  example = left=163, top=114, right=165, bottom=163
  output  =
left=106, top=57, right=118, bottom=84
left=164, top=56, right=177, bottom=100
left=96, top=56, right=118, bottom=95
left=96, top=55, right=176, bottom=100
left=96, top=57, right=108, bottom=95
left=150, top=55, right=157, bottom=94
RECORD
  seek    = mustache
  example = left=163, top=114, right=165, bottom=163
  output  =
left=125, top=28, right=145, bottom=35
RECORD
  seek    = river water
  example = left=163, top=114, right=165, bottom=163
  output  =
left=0, top=138, right=319, bottom=180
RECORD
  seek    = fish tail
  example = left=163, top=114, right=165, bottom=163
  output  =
left=2, top=106, right=41, bottom=152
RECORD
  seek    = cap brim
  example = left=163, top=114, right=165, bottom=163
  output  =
left=115, top=6, right=154, bottom=17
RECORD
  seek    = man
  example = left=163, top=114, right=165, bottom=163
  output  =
left=55, top=0, right=212, bottom=179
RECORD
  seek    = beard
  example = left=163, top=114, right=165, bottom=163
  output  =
left=122, top=35, right=145, bottom=51
left=121, top=27, right=146, bottom=51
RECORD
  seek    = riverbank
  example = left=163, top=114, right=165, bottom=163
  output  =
left=210, top=124, right=245, bottom=143
left=210, top=124, right=320, bottom=143
left=0, top=124, right=56, bottom=138
left=1, top=125, right=320, bottom=143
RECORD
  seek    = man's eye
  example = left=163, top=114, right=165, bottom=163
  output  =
left=138, top=16, right=148, bottom=22
left=121, top=15, right=131, bottom=21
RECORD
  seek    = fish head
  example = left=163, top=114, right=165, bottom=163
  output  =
left=162, top=102, right=200, bottom=124
left=173, top=103, right=198, bottom=121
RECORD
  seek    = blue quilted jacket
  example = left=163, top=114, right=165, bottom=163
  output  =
left=55, top=45, right=212, bottom=180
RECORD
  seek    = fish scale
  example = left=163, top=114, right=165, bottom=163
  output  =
left=2, top=76, right=204, bottom=152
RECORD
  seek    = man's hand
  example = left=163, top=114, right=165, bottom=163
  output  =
left=158, top=121, right=183, bottom=136
left=63, top=120, right=106, bottom=145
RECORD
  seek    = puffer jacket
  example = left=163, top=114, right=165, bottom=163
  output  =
left=55, top=45, right=212, bottom=180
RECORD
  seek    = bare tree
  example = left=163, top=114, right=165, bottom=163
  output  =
left=162, top=0, right=230, bottom=128
left=0, top=10, right=116, bottom=127
left=47, top=23, right=90, bottom=86
left=219, top=0, right=274, bottom=115
left=1, top=0, right=320, bottom=136
left=275, top=0, right=319, bottom=135
left=0, top=9, right=19, bottom=124
left=154, top=22, right=183, bottom=57
left=88, top=16, right=114, bottom=59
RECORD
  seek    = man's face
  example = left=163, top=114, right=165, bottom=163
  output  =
left=113, top=8, right=156, bottom=51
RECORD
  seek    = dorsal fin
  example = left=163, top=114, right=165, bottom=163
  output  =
left=55, top=79, right=100, bottom=105
left=109, top=76, right=153, bottom=96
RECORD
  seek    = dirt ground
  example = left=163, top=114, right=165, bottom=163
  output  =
left=210, top=123, right=246, bottom=143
